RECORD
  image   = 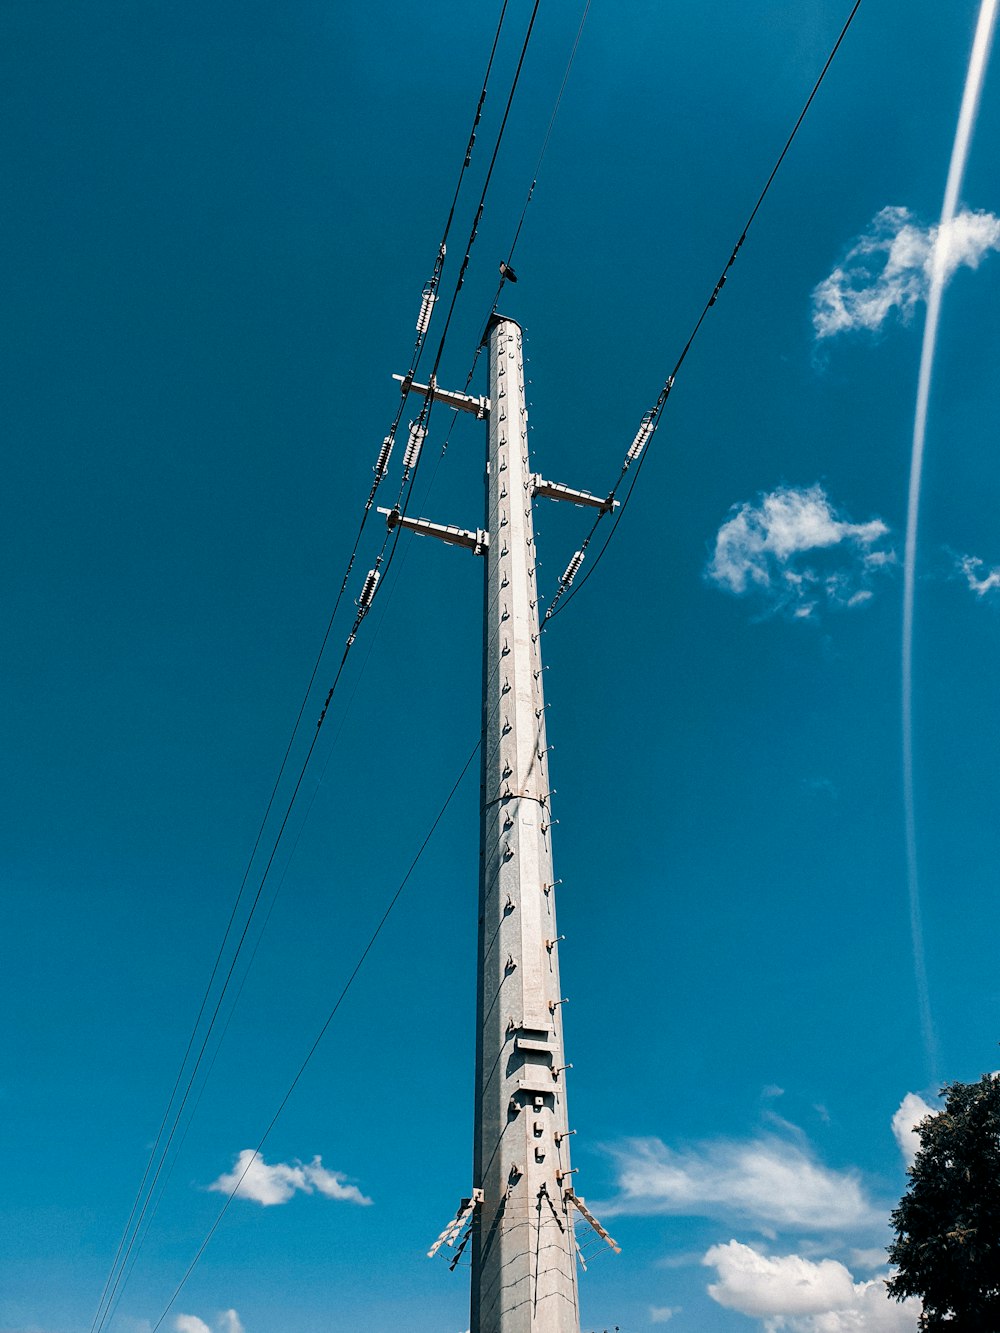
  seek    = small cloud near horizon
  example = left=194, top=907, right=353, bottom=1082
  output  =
left=208, top=1150, right=372, bottom=1207
left=702, top=1239, right=920, bottom=1330
left=175, top=1314, right=243, bottom=1333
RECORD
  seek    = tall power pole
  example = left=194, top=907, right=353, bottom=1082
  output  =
left=472, top=315, right=579, bottom=1331
left=384, top=315, right=617, bottom=1332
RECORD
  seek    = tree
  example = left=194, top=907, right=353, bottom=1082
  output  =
left=888, top=1071, right=1000, bottom=1329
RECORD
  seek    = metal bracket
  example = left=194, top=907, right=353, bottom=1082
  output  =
left=564, top=1190, right=622, bottom=1254
left=394, top=372, right=490, bottom=420
left=427, top=1188, right=484, bottom=1258
left=378, top=507, right=488, bottom=556
left=531, top=475, right=619, bottom=513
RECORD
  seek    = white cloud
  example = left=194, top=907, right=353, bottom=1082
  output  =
left=956, top=553, right=1000, bottom=597
left=650, top=1306, right=681, bottom=1323
left=208, top=1150, right=372, bottom=1207
left=703, top=1240, right=920, bottom=1331
left=175, top=1312, right=242, bottom=1333
left=891, top=1093, right=935, bottom=1168
left=849, top=1247, right=892, bottom=1272
left=601, top=1133, right=879, bottom=1232
left=705, top=1242, right=855, bottom=1317
left=812, top=205, right=1000, bottom=338
left=303, top=1157, right=373, bottom=1203
left=706, top=484, right=894, bottom=618
left=932, top=208, right=1000, bottom=282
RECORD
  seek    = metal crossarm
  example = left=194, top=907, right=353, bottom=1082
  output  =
left=531, top=475, right=618, bottom=512
left=393, top=372, right=490, bottom=419
left=377, top=507, right=488, bottom=555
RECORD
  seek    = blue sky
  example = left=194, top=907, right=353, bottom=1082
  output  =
left=2, top=2, right=999, bottom=1331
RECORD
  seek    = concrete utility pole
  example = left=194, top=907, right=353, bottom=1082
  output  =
left=384, top=315, right=618, bottom=1333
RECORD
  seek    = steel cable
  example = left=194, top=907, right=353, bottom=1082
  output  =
left=434, top=0, right=594, bottom=467
left=348, top=0, right=544, bottom=627
left=148, top=740, right=483, bottom=1332
left=127, top=12, right=558, bottom=1316
left=88, top=7, right=516, bottom=1327
left=543, top=0, right=865, bottom=624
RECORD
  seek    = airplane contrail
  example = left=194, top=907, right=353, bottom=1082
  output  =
left=902, top=0, right=998, bottom=1083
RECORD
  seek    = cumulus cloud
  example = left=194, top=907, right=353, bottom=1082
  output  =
left=175, top=1314, right=243, bottom=1333
left=649, top=1307, right=681, bottom=1323
left=891, top=1093, right=935, bottom=1168
left=706, top=484, right=894, bottom=618
left=812, top=205, right=1000, bottom=338
left=601, top=1133, right=879, bottom=1232
left=850, top=1246, right=893, bottom=1272
left=208, top=1150, right=372, bottom=1207
left=705, top=1242, right=855, bottom=1317
left=956, top=553, right=1000, bottom=598
left=703, top=1240, right=920, bottom=1331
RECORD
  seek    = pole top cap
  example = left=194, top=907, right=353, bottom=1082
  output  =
left=482, top=312, right=522, bottom=346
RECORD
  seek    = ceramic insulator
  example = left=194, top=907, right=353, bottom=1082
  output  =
left=403, top=422, right=426, bottom=470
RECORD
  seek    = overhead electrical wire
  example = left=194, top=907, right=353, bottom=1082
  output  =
left=91, top=640, right=367, bottom=1333
left=99, top=599, right=406, bottom=1333
left=117, top=3, right=867, bottom=1324
left=147, top=741, right=483, bottom=1332
left=88, top=6, right=517, bottom=1329
left=348, top=0, right=543, bottom=621
left=339, top=0, right=588, bottom=612
left=117, top=6, right=562, bottom=1322
left=543, top=0, right=865, bottom=624
left=434, top=0, right=593, bottom=467
left=503, top=0, right=593, bottom=282
left=98, top=0, right=860, bottom=1313
left=342, top=0, right=592, bottom=681
left=200, top=26, right=869, bottom=1315
left=300, top=0, right=543, bottom=712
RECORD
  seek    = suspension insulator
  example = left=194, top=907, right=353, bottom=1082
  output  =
left=627, top=410, right=656, bottom=463
left=374, top=434, right=393, bottom=479
left=403, top=421, right=426, bottom=471
left=416, top=285, right=437, bottom=336
left=358, top=568, right=380, bottom=610
left=560, top=550, right=585, bottom=587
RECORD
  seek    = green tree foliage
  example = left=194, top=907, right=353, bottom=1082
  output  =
left=888, top=1071, right=1000, bottom=1329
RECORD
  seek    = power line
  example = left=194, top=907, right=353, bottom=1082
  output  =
left=89, top=8, right=518, bottom=1327
left=501, top=0, right=593, bottom=292
left=543, top=0, right=865, bottom=624
left=426, top=0, right=543, bottom=386
left=119, top=12, right=568, bottom=1317
left=349, top=0, right=545, bottom=624
left=435, top=0, right=594, bottom=466
left=92, top=641, right=363, bottom=1333
left=112, top=1, right=865, bottom=1320
left=98, top=600, right=406, bottom=1332
left=148, top=740, right=483, bottom=1332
